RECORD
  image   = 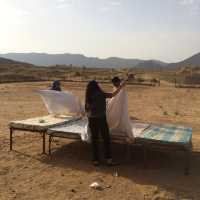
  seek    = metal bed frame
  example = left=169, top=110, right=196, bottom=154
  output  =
left=9, top=126, right=48, bottom=154
left=47, top=120, right=192, bottom=175
left=8, top=117, right=192, bottom=175
left=9, top=116, right=80, bottom=154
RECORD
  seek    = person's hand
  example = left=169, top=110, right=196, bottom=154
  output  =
left=125, top=73, right=132, bottom=82
left=120, top=80, right=126, bottom=87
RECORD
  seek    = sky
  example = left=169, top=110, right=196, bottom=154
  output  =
left=0, top=0, right=200, bottom=63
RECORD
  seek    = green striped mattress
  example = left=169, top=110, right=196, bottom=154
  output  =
left=138, top=124, right=192, bottom=147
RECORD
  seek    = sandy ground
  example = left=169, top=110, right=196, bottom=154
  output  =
left=0, top=81, right=200, bottom=200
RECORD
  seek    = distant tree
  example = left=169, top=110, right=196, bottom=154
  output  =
left=74, top=71, right=81, bottom=76
left=137, top=77, right=145, bottom=82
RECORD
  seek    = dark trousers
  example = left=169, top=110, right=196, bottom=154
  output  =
left=88, top=115, right=111, bottom=161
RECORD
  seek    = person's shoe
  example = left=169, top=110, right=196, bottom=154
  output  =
left=106, top=158, right=119, bottom=166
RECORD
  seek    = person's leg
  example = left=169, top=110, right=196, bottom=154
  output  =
left=100, top=116, right=119, bottom=166
left=89, top=117, right=100, bottom=163
left=99, top=116, right=112, bottom=160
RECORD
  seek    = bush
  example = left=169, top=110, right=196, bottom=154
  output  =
left=74, top=71, right=81, bottom=76
left=137, top=78, right=145, bottom=82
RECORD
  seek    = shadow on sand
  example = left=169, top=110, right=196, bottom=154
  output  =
left=39, top=140, right=200, bottom=199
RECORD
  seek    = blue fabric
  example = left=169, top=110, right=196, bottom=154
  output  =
left=140, top=124, right=192, bottom=145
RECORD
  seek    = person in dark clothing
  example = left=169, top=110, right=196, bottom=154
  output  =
left=85, top=80, right=125, bottom=166
left=51, top=80, right=62, bottom=91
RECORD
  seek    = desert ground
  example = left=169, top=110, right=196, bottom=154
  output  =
left=0, top=81, right=200, bottom=200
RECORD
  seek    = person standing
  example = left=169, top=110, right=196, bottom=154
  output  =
left=85, top=80, right=125, bottom=166
left=51, top=80, right=62, bottom=91
left=107, top=76, right=134, bottom=141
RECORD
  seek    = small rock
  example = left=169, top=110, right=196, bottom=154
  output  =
left=71, top=189, right=76, bottom=193
left=90, top=182, right=102, bottom=190
left=61, top=173, right=64, bottom=176
left=105, top=185, right=112, bottom=189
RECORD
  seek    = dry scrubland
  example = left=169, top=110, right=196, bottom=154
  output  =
left=0, top=64, right=127, bottom=83
left=1, top=60, right=200, bottom=86
left=0, top=62, right=184, bottom=83
left=0, top=81, right=200, bottom=200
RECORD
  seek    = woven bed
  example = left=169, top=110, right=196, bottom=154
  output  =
left=9, top=115, right=80, bottom=153
left=47, top=119, right=192, bottom=175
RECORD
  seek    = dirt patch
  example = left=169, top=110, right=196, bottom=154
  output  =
left=0, top=82, right=199, bottom=200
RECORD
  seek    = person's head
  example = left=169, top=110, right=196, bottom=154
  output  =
left=85, top=80, right=101, bottom=104
left=51, top=80, right=61, bottom=91
left=111, top=76, right=121, bottom=88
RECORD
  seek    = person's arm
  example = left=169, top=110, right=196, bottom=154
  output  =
left=105, top=80, right=126, bottom=98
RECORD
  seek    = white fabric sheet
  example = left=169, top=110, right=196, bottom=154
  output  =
left=82, top=88, right=149, bottom=142
left=37, top=90, right=84, bottom=116
left=107, top=88, right=149, bottom=140
left=107, top=88, right=133, bottom=139
left=38, top=88, right=149, bottom=143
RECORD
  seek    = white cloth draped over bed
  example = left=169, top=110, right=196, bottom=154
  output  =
left=107, top=88, right=133, bottom=139
left=37, top=90, right=84, bottom=116
left=107, top=88, right=149, bottom=141
left=38, top=89, right=149, bottom=142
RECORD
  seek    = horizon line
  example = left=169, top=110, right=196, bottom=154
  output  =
left=0, top=51, right=200, bottom=64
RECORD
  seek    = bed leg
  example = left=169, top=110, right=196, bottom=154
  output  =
left=143, top=145, right=147, bottom=168
left=10, top=128, right=13, bottom=151
left=184, top=149, right=190, bottom=176
left=126, top=143, right=131, bottom=161
left=49, top=135, right=52, bottom=156
left=42, top=132, right=46, bottom=154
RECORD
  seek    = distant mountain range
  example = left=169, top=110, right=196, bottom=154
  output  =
left=0, top=52, right=200, bottom=68
left=0, top=57, right=22, bottom=65
left=0, top=56, right=33, bottom=66
left=167, top=52, right=200, bottom=68
left=0, top=53, right=167, bottom=68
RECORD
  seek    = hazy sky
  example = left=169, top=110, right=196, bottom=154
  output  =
left=0, top=0, right=200, bottom=62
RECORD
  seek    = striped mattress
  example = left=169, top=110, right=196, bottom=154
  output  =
left=138, top=124, right=192, bottom=147
left=47, top=119, right=192, bottom=148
